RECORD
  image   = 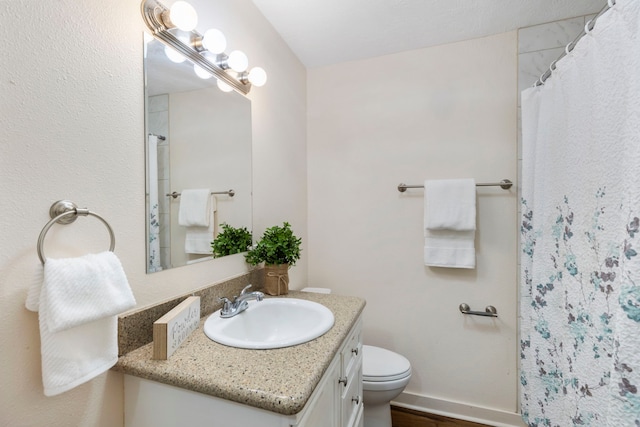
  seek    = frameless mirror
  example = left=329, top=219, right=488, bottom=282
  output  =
left=144, top=37, right=252, bottom=273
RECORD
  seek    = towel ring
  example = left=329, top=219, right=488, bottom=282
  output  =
left=37, top=200, right=116, bottom=264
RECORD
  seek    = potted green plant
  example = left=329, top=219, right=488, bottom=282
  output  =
left=211, top=223, right=253, bottom=258
left=245, top=222, right=302, bottom=295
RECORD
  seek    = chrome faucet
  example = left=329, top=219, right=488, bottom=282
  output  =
left=218, top=284, right=264, bottom=318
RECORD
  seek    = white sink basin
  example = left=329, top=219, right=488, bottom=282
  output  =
left=203, top=298, right=335, bottom=349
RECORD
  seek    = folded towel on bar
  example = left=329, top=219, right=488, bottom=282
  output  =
left=424, top=179, right=476, bottom=230
left=25, top=251, right=136, bottom=396
left=423, top=179, right=477, bottom=269
left=178, top=189, right=212, bottom=227
left=179, top=190, right=217, bottom=254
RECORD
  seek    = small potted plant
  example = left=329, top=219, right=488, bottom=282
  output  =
left=211, top=223, right=253, bottom=258
left=245, top=222, right=302, bottom=295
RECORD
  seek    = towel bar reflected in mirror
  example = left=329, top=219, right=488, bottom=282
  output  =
left=166, top=189, right=235, bottom=199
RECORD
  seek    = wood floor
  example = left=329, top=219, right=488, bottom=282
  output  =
left=391, top=406, right=492, bottom=427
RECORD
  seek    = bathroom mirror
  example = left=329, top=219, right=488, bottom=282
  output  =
left=144, top=37, right=252, bottom=273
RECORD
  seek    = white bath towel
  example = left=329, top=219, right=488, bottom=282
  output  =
left=424, top=179, right=476, bottom=231
left=424, top=179, right=476, bottom=268
left=25, top=251, right=136, bottom=396
left=179, top=190, right=217, bottom=254
left=178, top=189, right=212, bottom=227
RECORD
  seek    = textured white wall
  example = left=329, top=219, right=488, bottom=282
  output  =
left=0, top=0, right=306, bottom=425
left=307, top=32, right=519, bottom=417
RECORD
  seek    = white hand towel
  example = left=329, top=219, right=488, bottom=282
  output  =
left=424, top=179, right=477, bottom=269
left=178, top=189, right=212, bottom=227
left=182, top=194, right=217, bottom=254
left=424, top=179, right=476, bottom=230
left=25, top=251, right=136, bottom=396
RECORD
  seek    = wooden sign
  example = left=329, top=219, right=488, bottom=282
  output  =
left=153, top=296, right=201, bottom=360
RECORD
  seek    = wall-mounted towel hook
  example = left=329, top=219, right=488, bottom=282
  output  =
left=37, top=200, right=115, bottom=264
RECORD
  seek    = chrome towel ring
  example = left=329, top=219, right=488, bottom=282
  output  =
left=37, top=200, right=115, bottom=264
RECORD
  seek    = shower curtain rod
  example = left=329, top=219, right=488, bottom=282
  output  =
left=535, top=0, right=615, bottom=86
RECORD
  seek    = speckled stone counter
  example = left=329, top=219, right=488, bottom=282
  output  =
left=114, top=291, right=365, bottom=416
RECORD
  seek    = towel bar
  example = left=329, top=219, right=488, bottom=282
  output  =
left=167, top=189, right=235, bottom=199
left=37, top=200, right=115, bottom=264
left=397, top=179, right=512, bottom=192
left=148, top=133, right=166, bottom=141
left=459, top=303, right=498, bottom=318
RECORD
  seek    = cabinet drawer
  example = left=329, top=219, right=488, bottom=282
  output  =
left=341, top=361, right=362, bottom=427
left=341, top=321, right=362, bottom=379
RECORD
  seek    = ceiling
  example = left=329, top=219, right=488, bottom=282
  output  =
left=250, top=0, right=605, bottom=68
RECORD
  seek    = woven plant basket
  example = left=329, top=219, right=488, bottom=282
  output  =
left=263, top=263, right=289, bottom=295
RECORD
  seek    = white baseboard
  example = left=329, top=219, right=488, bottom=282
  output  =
left=392, top=391, right=526, bottom=427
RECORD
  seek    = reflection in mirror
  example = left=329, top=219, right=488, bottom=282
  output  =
left=145, top=37, right=252, bottom=273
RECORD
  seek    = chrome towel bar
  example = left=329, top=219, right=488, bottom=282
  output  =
left=148, top=132, right=166, bottom=141
left=37, top=200, right=115, bottom=264
left=397, top=179, right=512, bottom=192
left=459, top=303, right=498, bottom=318
left=167, top=189, right=235, bottom=199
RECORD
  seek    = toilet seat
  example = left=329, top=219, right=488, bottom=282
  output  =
left=362, top=345, right=411, bottom=382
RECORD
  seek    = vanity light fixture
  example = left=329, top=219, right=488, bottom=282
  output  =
left=226, top=50, right=249, bottom=72
left=141, top=0, right=267, bottom=94
left=193, top=63, right=212, bottom=79
left=164, top=45, right=186, bottom=63
left=244, top=66, right=268, bottom=87
left=200, top=29, right=226, bottom=54
left=216, top=80, right=234, bottom=93
left=161, top=1, right=198, bottom=31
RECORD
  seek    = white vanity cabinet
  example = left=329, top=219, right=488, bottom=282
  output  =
left=298, top=316, right=363, bottom=427
left=124, top=316, right=363, bottom=427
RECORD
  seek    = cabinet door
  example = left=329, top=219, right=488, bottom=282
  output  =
left=297, top=357, right=340, bottom=427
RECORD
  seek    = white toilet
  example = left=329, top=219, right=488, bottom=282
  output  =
left=362, top=345, right=412, bottom=427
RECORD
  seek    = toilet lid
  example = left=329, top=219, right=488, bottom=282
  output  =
left=362, top=345, right=411, bottom=382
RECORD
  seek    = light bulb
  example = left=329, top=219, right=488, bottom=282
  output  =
left=194, top=64, right=212, bottom=79
left=227, top=50, right=248, bottom=72
left=202, top=29, right=226, bottom=54
left=169, top=1, right=198, bottom=31
left=248, top=67, right=267, bottom=87
left=217, top=79, right=233, bottom=92
left=164, top=46, right=186, bottom=63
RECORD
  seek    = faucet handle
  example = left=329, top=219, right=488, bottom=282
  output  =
left=218, top=297, right=232, bottom=312
left=240, top=284, right=253, bottom=296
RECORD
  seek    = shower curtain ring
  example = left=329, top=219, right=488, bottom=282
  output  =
left=538, top=72, right=547, bottom=85
left=565, top=42, right=574, bottom=56
left=607, top=0, right=615, bottom=7
left=584, top=19, right=594, bottom=34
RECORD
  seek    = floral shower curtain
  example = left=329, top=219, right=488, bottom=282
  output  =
left=147, top=134, right=162, bottom=273
left=520, top=0, right=640, bottom=425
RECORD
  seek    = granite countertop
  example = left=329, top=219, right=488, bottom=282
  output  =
left=114, top=291, right=366, bottom=416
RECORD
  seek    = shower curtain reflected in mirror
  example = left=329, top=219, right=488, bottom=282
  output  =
left=147, top=134, right=162, bottom=273
left=520, top=0, right=640, bottom=425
